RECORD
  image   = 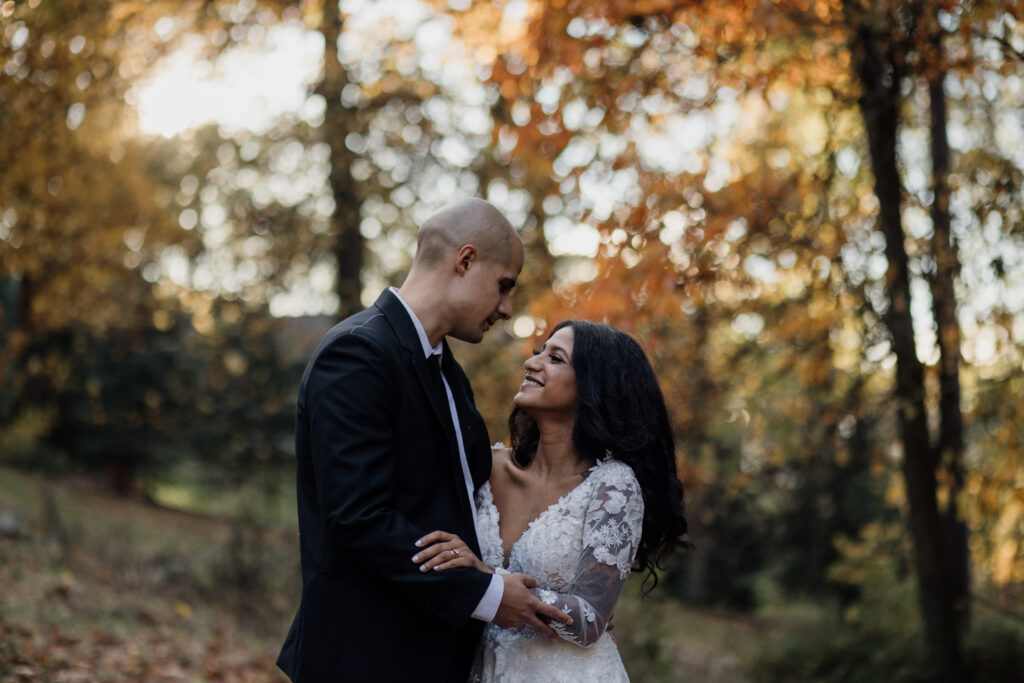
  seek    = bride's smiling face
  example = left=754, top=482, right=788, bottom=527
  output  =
left=514, top=326, right=576, bottom=415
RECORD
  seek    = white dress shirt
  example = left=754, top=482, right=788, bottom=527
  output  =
left=390, top=289, right=504, bottom=621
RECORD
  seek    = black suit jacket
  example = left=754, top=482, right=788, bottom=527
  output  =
left=277, top=289, right=494, bottom=682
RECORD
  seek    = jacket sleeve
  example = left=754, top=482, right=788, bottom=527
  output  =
left=528, top=469, right=644, bottom=647
left=306, top=330, right=491, bottom=627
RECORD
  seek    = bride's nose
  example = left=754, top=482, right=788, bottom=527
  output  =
left=524, top=353, right=542, bottom=371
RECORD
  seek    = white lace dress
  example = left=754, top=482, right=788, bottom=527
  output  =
left=471, top=458, right=644, bottom=683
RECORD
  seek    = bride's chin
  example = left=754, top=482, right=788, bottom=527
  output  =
left=513, top=394, right=536, bottom=411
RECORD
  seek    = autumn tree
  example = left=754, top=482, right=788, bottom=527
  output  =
left=441, top=0, right=1024, bottom=677
left=295, top=0, right=363, bottom=317
left=0, top=0, right=310, bottom=486
left=1, top=0, right=191, bottom=478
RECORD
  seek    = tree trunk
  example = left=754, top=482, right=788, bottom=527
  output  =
left=849, top=19, right=964, bottom=682
left=0, top=276, right=20, bottom=420
left=684, top=305, right=716, bottom=604
left=316, top=0, right=363, bottom=319
left=926, top=41, right=970, bottom=634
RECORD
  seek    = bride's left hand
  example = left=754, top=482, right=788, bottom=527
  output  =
left=413, top=530, right=491, bottom=573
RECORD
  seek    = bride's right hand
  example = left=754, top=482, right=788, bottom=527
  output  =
left=412, top=530, right=491, bottom=573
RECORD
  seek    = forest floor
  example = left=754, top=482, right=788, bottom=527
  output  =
left=0, top=467, right=760, bottom=682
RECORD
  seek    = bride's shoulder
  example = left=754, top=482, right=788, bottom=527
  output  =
left=490, top=443, right=516, bottom=479
left=591, top=457, right=639, bottom=488
left=490, top=442, right=513, bottom=464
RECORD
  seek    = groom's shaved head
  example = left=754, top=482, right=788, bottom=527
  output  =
left=414, top=197, right=520, bottom=268
left=399, top=196, right=524, bottom=345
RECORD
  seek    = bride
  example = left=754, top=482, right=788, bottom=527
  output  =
left=412, top=320, right=688, bottom=682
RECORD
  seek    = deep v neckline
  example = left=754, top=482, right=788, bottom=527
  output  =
left=485, top=465, right=598, bottom=569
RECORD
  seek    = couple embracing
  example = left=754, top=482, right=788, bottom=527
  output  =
left=276, top=198, right=688, bottom=682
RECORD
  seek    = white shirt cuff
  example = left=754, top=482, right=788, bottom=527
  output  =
left=471, top=573, right=505, bottom=622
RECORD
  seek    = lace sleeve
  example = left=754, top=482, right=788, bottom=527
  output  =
left=530, top=465, right=644, bottom=647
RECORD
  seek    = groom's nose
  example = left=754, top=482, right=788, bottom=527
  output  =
left=497, top=294, right=513, bottom=320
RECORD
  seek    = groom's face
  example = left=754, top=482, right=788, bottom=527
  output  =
left=449, top=241, right=524, bottom=343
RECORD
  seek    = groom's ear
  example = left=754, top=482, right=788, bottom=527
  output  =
left=455, top=245, right=478, bottom=275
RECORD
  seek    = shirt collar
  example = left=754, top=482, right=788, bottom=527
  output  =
left=390, top=287, right=442, bottom=358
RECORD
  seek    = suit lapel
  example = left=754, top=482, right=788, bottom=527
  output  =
left=416, top=352, right=461, bottom=445
left=376, top=290, right=479, bottom=543
left=436, top=344, right=480, bottom=545
left=376, top=290, right=457, bottom=446
left=440, top=346, right=490, bottom=557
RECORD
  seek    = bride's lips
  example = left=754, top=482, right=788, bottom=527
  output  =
left=521, top=375, right=544, bottom=388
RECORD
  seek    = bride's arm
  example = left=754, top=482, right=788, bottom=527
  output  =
left=530, top=470, right=644, bottom=647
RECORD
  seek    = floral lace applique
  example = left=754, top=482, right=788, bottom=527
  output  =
left=471, top=458, right=643, bottom=682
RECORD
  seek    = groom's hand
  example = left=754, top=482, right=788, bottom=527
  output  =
left=493, top=573, right=572, bottom=640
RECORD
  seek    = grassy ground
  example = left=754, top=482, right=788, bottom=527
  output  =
left=0, top=467, right=758, bottom=682
left=0, top=467, right=293, bottom=682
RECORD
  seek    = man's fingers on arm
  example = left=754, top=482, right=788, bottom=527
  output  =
left=537, top=602, right=573, bottom=625
left=526, top=615, right=559, bottom=640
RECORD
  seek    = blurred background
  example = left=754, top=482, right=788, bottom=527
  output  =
left=2, top=1, right=1023, bottom=681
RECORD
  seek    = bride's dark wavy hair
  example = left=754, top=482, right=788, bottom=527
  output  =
left=509, top=320, right=689, bottom=593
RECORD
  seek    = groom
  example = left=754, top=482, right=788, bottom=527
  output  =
left=277, top=198, right=571, bottom=682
